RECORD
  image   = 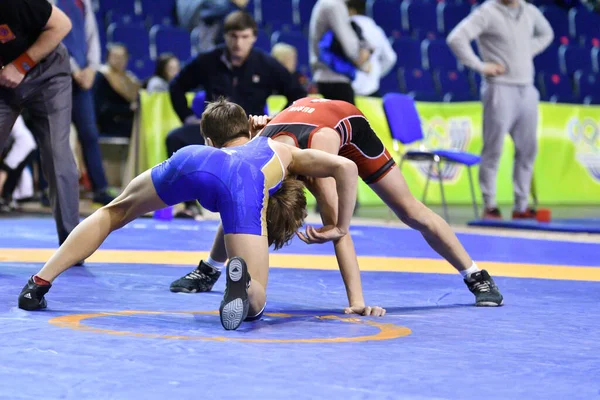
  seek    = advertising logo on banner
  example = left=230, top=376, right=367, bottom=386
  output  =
left=410, top=116, right=474, bottom=182
left=567, top=117, right=600, bottom=181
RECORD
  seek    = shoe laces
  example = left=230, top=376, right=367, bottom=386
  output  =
left=184, top=269, right=206, bottom=280
left=472, top=280, right=491, bottom=293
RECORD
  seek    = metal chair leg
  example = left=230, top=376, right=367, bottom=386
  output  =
left=422, top=161, right=434, bottom=205
left=467, top=166, right=479, bottom=219
left=435, top=159, right=450, bottom=223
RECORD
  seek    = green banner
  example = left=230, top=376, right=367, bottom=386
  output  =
left=136, top=91, right=600, bottom=206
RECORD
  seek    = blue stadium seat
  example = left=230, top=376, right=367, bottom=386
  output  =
left=107, top=23, right=150, bottom=59
left=583, top=94, right=600, bottom=104
left=534, top=43, right=561, bottom=73
left=538, top=71, right=573, bottom=98
left=130, top=57, right=155, bottom=81
left=401, top=68, right=436, bottom=93
left=294, top=0, right=317, bottom=28
left=259, top=0, right=294, bottom=30
left=97, top=0, right=137, bottom=25
left=105, top=11, right=145, bottom=26
left=271, top=31, right=309, bottom=73
left=367, top=0, right=405, bottom=38
left=438, top=2, right=470, bottom=35
left=140, top=0, right=176, bottom=26
left=469, top=71, right=481, bottom=96
left=437, top=69, right=470, bottom=94
left=559, top=45, right=592, bottom=75
left=593, top=47, right=600, bottom=73
left=393, top=38, right=422, bottom=69
left=540, top=5, right=570, bottom=44
left=569, top=8, right=600, bottom=43
left=150, top=25, right=192, bottom=62
left=574, top=71, right=600, bottom=98
left=549, top=94, right=580, bottom=104
left=422, top=39, right=458, bottom=71
left=443, top=92, right=478, bottom=102
left=255, top=30, right=272, bottom=53
left=402, top=1, right=438, bottom=39
left=379, top=67, right=401, bottom=95
left=408, top=91, right=443, bottom=102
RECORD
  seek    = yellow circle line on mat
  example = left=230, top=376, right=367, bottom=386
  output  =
left=48, top=311, right=412, bottom=343
left=3, top=248, right=600, bottom=282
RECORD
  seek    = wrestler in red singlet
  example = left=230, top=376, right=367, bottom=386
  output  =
left=260, top=97, right=396, bottom=184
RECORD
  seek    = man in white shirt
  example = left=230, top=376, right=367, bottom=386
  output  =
left=347, top=0, right=397, bottom=97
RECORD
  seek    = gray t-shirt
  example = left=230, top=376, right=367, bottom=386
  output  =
left=447, top=0, right=554, bottom=85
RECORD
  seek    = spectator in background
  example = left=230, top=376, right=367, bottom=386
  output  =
left=146, top=53, right=181, bottom=93
left=0, top=116, right=37, bottom=212
left=54, top=0, right=114, bottom=205
left=177, top=0, right=249, bottom=52
left=347, top=0, right=397, bottom=97
left=94, top=43, right=141, bottom=138
left=271, top=43, right=317, bottom=94
left=447, top=0, right=553, bottom=220
left=166, top=10, right=306, bottom=246
left=309, top=0, right=371, bottom=104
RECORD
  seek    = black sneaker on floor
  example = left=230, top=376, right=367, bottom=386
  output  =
left=170, top=260, right=221, bottom=293
left=219, top=257, right=250, bottom=331
left=464, top=270, right=504, bottom=307
left=18, top=276, right=51, bottom=311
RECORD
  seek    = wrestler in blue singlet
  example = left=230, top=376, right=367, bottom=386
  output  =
left=150, top=136, right=285, bottom=236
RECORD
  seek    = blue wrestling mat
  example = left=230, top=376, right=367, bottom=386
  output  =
left=467, top=217, right=600, bottom=234
left=1, top=216, right=599, bottom=399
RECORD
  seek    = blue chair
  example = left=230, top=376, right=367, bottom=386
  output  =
left=259, top=0, right=294, bottom=30
left=569, top=8, right=600, bottom=43
left=140, top=0, right=176, bottom=26
left=437, top=69, right=470, bottom=94
left=294, top=0, right=317, bottom=28
left=191, top=91, right=207, bottom=118
left=540, top=5, right=570, bottom=44
left=575, top=71, right=600, bottom=98
left=150, top=25, right=192, bottom=61
left=559, top=45, right=592, bottom=75
left=422, top=39, right=459, bottom=71
left=583, top=94, right=600, bottom=105
left=438, top=2, right=470, bottom=35
left=443, top=92, right=478, bottom=102
left=408, top=91, right=443, bottom=102
left=255, top=30, right=272, bottom=53
left=534, top=43, right=561, bottom=73
left=393, top=38, right=423, bottom=69
left=401, top=68, right=436, bottom=93
left=130, top=57, right=155, bottom=81
left=593, top=47, right=600, bottom=73
left=379, top=67, right=401, bottom=95
left=538, top=71, right=573, bottom=98
left=271, top=30, right=309, bottom=73
left=402, top=1, right=438, bottom=39
left=97, top=0, right=137, bottom=25
left=107, top=23, right=150, bottom=59
left=382, top=93, right=480, bottom=221
left=105, top=11, right=145, bottom=26
left=367, top=0, right=405, bottom=37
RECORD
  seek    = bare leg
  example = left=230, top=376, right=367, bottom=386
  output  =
left=36, top=170, right=167, bottom=282
left=209, top=224, right=227, bottom=262
left=223, top=234, right=269, bottom=316
left=371, top=166, right=472, bottom=271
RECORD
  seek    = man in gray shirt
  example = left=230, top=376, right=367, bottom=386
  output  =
left=309, top=0, right=370, bottom=104
left=447, top=0, right=553, bottom=220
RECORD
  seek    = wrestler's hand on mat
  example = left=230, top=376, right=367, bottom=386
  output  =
left=296, top=225, right=347, bottom=244
left=344, top=304, right=387, bottom=317
left=0, top=63, right=25, bottom=88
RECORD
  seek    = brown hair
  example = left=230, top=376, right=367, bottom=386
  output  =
left=223, top=11, right=258, bottom=35
left=200, top=98, right=250, bottom=147
left=267, top=178, right=307, bottom=250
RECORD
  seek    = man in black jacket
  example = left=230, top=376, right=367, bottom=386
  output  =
left=166, top=10, right=307, bottom=219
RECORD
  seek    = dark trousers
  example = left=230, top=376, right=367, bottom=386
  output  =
left=317, top=82, right=355, bottom=104
left=72, top=85, right=108, bottom=192
left=0, top=45, right=79, bottom=244
left=165, top=124, right=205, bottom=157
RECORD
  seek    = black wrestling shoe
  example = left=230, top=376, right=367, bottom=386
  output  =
left=464, top=270, right=504, bottom=307
left=170, top=260, right=221, bottom=293
left=219, top=257, right=250, bottom=331
left=18, top=276, right=51, bottom=311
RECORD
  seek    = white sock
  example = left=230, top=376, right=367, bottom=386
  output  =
left=206, top=256, right=226, bottom=272
left=460, top=262, right=480, bottom=280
